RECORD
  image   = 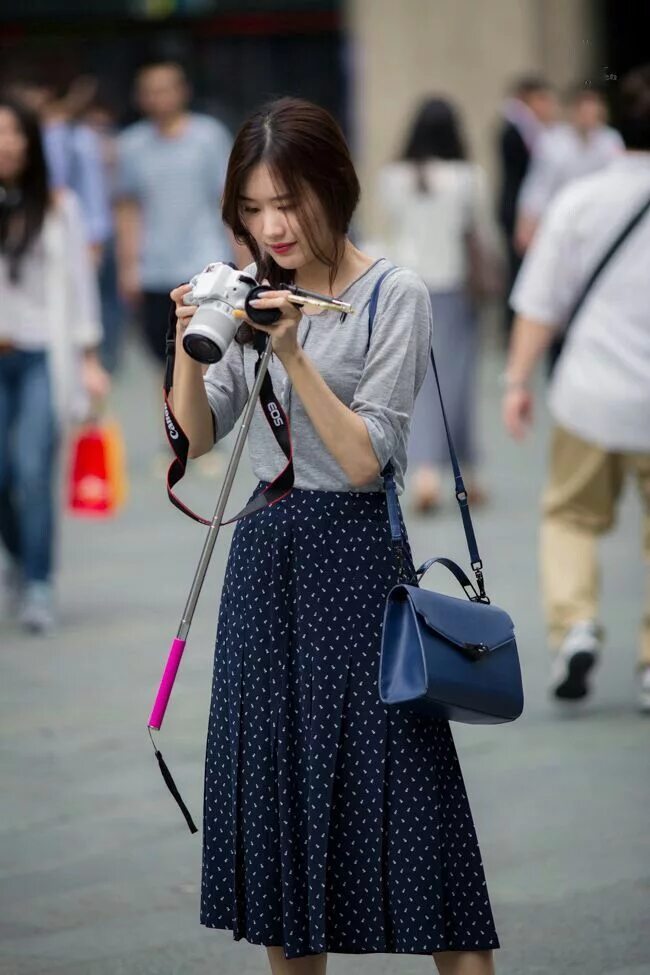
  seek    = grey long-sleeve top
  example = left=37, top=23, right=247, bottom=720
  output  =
left=203, top=257, right=432, bottom=494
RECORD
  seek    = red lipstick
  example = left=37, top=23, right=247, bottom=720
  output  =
left=270, top=242, right=297, bottom=256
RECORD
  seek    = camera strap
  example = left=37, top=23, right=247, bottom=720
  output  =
left=163, top=305, right=294, bottom=526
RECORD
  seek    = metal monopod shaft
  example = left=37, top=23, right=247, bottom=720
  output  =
left=148, top=337, right=274, bottom=731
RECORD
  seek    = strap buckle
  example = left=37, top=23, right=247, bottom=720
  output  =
left=471, top=561, right=490, bottom=604
left=464, top=582, right=482, bottom=603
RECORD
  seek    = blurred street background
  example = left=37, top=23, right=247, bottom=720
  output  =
left=1, top=1, right=650, bottom=974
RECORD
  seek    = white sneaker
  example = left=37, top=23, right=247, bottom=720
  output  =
left=551, top=620, right=602, bottom=701
left=638, top=667, right=650, bottom=715
left=19, top=582, right=55, bottom=635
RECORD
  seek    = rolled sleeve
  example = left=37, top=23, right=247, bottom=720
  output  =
left=351, top=268, right=432, bottom=470
left=203, top=342, right=249, bottom=441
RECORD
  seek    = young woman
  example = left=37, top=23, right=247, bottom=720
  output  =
left=379, top=97, right=499, bottom=513
left=170, top=97, right=498, bottom=975
left=0, top=97, right=109, bottom=632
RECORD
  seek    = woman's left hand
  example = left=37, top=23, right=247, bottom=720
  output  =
left=247, top=290, right=302, bottom=362
left=81, top=352, right=111, bottom=407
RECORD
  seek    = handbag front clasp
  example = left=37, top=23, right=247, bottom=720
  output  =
left=459, top=641, right=489, bottom=662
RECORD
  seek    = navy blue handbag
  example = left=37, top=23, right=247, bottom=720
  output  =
left=368, top=268, right=523, bottom=724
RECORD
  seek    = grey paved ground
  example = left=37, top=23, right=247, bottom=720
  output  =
left=1, top=334, right=649, bottom=975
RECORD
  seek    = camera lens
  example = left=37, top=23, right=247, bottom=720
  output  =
left=182, top=305, right=238, bottom=363
left=182, top=332, right=222, bottom=364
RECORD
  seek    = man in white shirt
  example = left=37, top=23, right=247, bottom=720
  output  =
left=515, top=85, right=623, bottom=255
left=502, top=65, right=650, bottom=712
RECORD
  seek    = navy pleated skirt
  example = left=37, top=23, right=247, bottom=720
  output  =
left=200, top=485, right=499, bottom=959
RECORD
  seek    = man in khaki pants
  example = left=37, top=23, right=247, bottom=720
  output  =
left=502, top=66, right=650, bottom=711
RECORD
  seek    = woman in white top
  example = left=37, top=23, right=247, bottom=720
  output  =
left=0, top=97, right=109, bottom=632
left=379, top=97, right=498, bottom=511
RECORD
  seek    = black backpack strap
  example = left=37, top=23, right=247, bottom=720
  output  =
left=565, top=191, right=650, bottom=331
left=548, top=191, right=650, bottom=374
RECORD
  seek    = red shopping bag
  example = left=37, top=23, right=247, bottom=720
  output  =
left=67, top=421, right=127, bottom=517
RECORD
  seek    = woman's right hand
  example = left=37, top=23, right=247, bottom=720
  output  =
left=502, top=386, right=534, bottom=441
left=170, top=284, right=197, bottom=337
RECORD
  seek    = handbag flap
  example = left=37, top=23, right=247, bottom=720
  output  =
left=404, top=585, right=514, bottom=652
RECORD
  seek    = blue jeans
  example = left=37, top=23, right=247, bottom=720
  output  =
left=0, top=350, right=57, bottom=583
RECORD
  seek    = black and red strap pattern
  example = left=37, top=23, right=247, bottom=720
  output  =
left=163, top=306, right=294, bottom=527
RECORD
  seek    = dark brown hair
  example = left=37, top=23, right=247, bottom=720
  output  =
left=222, top=97, right=360, bottom=291
left=0, top=97, right=49, bottom=283
left=510, top=74, right=552, bottom=98
left=400, top=97, right=467, bottom=193
left=615, top=64, right=650, bottom=150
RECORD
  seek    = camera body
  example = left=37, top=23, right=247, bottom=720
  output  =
left=182, top=262, right=280, bottom=364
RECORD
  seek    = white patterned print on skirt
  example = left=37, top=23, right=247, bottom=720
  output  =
left=200, top=483, right=499, bottom=959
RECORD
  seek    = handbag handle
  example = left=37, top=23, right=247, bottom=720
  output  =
left=368, top=266, right=487, bottom=602
left=416, top=556, right=488, bottom=604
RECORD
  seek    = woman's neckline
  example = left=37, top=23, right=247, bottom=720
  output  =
left=299, top=256, right=386, bottom=317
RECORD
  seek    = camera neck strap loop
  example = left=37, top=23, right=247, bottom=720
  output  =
left=163, top=304, right=295, bottom=527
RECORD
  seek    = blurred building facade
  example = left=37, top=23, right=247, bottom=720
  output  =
left=0, top=2, right=346, bottom=136
left=349, top=0, right=601, bottom=239
left=1, top=0, right=647, bottom=242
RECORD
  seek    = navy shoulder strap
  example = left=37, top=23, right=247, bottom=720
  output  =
left=366, top=266, right=403, bottom=554
left=367, top=265, right=399, bottom=349
left=369, top=263, right=487, bottom=601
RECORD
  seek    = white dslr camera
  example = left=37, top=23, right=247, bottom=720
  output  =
left=181, top=261, right=355, bottom=365
left=182, top=262, right=280, bottom=364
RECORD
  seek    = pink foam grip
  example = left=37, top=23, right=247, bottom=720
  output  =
left=148, top=638, right=187, bottom=730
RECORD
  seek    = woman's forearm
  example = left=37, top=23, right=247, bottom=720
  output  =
left=169, top=336, right=215, bottom=459
left=283, top=348, right=380, bottom=487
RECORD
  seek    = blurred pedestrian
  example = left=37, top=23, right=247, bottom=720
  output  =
left=502, top=65, right=650, bottom=712
left=0, top=97, right=110, bottom=633
left=8, top=71, right=112, bottom=267
left=515, top=84, right=625, bottom=375
left=115, top=59, right=245, bottom=369
left=171, top=96, right=499, bottom=972
left=379, top=97, right=500, bottom=512
left=496, top=75, right=557, bottom=338
left=515, top=84, right=624, bottom=255
left=82, top=92, right=125, bottom=374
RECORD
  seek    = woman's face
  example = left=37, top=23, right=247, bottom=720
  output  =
left=0, top=108, right=28, bottom=183
left=240, top=162, right=332, bottom=272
